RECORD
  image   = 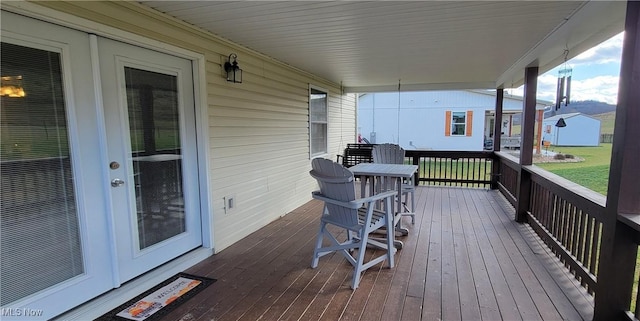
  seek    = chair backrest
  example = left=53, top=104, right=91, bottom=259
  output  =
left=310, top=158, right=359, bottom=226
left=372, top=143, right=405, bottom=164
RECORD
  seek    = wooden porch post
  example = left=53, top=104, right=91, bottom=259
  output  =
left=508, top=115, right=513, bottom=136
left=594, top=1, right=640, bottom=319
left=491, top=88, right=504, bottom=189
left=515, top=66, right=538, bottom=222
left=535, top=109, right=543, bottom=155
left=493, top=88, right=504, bottom=152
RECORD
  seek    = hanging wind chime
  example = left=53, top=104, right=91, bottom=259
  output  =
left=555, top=50, right=572, bottom=110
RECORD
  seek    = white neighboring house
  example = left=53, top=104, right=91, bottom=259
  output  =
left=358, top=90, right=549, bottom=151
left=542, top=113, right=601, bottom=146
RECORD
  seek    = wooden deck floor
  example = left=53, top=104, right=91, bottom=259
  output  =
left=164, top=187, right=594, bottom=321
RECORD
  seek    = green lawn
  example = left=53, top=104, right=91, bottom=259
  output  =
left=524, top=111, right=615, bottom=195
left=535, top=144, right=612, bottom=195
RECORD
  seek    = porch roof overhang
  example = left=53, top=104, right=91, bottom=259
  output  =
left=140, top=1, right=626, bottom=93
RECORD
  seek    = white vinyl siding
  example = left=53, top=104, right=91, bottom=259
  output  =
left=25, top=1, right=357, bottom=251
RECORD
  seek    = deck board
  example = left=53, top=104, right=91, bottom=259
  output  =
left=456, top=188, right=503, bottom=321
left=450, top=188, right=482, bottom=321
left=479, top=188, right=567, bottom=321
left=471, top=188, right=542, bottom=320
left=440, top=189, right=462, bottom=321
left=160, top=186, right=593, bottom=321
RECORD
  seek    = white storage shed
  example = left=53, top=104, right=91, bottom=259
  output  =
left=542, top=113, right=601, bottom=146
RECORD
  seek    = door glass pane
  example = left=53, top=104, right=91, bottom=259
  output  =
left=1, top=42, right=83, bottom=305
left=125, top=67, right=185, bottom=249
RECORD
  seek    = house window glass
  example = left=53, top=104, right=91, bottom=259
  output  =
left=451, top=111, right=466, bottom=135
left=310, top=88, right=327, bottom=156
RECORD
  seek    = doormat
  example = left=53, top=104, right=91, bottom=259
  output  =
left=96, top=273, right=216, bottom=321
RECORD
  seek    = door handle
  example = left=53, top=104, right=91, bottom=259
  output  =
left=111, top=178, right=125, bottom=187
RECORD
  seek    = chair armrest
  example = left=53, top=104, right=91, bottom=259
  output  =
left=355, top=190, right=397, bottom=206
left=312, top=190, right=396, bottom=209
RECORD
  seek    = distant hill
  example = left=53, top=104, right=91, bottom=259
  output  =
left=546, top=100, right=616, bottom=118
left=511, top=100, right=616, bottom=125
left=593, top=111, right=616, bottom=134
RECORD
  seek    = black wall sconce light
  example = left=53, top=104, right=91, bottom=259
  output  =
left=224, top=53, right=242, bottom=83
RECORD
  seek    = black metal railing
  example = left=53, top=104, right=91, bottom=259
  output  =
left=601, top=133, right=614, bottom=144
left=405, top=150, right=494, bottom=188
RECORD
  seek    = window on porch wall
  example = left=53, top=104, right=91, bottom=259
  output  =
left=309, top=87, right=327, bottom=156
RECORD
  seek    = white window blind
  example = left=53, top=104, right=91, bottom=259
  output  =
left=1, top=42, right=84, bottom=305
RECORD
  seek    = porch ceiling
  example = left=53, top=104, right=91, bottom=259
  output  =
left=139, top=1, right=625, bottom=93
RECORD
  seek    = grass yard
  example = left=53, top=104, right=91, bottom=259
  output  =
left=535, top=143, right=612, bottom=195
left=508, top=111, right=617, bottom=194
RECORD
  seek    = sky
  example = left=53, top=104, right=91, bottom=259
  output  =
left=508, top=32, right=624, bottom=105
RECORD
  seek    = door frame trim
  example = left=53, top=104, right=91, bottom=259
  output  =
left=3, top=2, right=215, bottom=249
left=89, top=34, right=122, bottom=287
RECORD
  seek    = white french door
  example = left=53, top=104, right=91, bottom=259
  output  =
left=97, top=37, right=202, bottom=283
left=1, top=11, right=203, bottom=319
left=1, top=11, right=113, bottom=320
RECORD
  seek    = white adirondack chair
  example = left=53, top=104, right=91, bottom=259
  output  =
left=309, top=158, right=397, bottom=289
left=372, top=143, right=416, bottom=224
